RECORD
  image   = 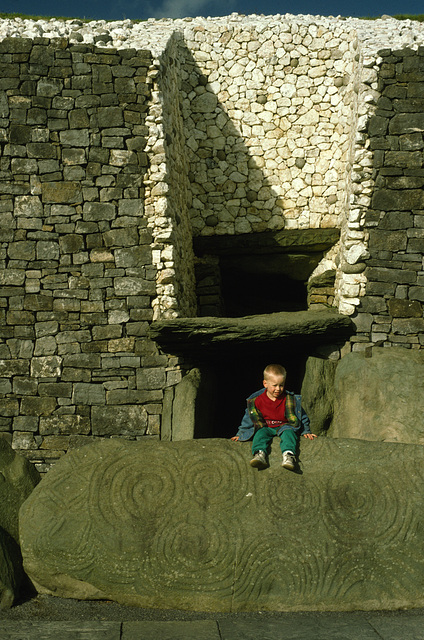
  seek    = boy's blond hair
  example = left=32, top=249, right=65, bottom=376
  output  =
left=263, top=364, right=287, bottom=380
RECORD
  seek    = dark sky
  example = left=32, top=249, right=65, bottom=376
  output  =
left=2, top=0, right=424, bottom=21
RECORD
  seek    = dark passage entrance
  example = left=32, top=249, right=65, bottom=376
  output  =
left=193, top=228, right=340, bottom=318
left=193, top=350, right=309, bottom=440
left=151, top=309, right=354, bottom=441
left=153, top=228, right=346, bottom=441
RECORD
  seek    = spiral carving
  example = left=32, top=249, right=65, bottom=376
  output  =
left=19, top=438, right=424, bottom=611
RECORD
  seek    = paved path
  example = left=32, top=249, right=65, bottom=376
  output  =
left=2, top=607, right=424, bottom=639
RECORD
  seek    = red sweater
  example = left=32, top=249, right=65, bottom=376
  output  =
left=254, top=392, right=288, bottom=429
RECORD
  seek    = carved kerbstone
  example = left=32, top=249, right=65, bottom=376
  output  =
left=0, top=437, right=40, bottom=609
left=20, top=438, right=424, bottom=612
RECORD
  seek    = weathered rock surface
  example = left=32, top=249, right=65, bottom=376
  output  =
left=330, top=347, right=424, bottom=443
left=300, top=356, right=337, bottom=435
left=20, top=437, right=424, bottom=612
left=150, top=311, right=354, bottom=359
left=0, top=532, right=18, bottom=610
left=0, top=437, right=40, bottom=608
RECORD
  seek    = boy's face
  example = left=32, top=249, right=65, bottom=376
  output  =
left=263, top=373, right=286, bottom=401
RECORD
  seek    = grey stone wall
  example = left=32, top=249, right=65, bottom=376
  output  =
left=353, top=48, right=424, bottom=349
left=0, top=38, right=174, bottom=471
left=1, top=24, right=424, bottom=468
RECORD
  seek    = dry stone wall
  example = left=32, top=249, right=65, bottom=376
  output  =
left=352, top=47, right=424, bottom=349
left=1, top=15, right=424, bottom=466
left=0, top=37, right=172, bottom=470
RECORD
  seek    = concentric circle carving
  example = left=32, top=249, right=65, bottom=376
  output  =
left=142, top=514, right=236, bottom=597
left=323, top=468, right=413, bottom=545
left=181, top=444, right=252, bottom=509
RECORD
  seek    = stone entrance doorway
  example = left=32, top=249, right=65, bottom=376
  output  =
left=153, top=228, right=349, bottom=440
left=152, top=310, right=353, bottom=441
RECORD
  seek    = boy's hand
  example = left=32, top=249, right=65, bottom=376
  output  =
left=231, top=436, right=239, bottom=441
left=303, top=433, right=317, bottom=440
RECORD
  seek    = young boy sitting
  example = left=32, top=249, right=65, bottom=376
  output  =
left=231, top=364, right=316, bottom=470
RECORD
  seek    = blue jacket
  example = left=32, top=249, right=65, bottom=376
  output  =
left=235, top=389, right=311, bottom=441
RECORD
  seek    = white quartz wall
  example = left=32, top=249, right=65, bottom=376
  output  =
left=144, top=34, right=197, bottom=320
left=180, top=22, right=359, bottom=238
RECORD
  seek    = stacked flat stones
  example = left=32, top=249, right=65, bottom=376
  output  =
left=0, top=34, right=174, bottom=471
left=2, top=14, right=424, bottom=468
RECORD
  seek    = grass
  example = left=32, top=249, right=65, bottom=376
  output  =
left=0, top=12, right=89, bottom=21
left=393, top=14, right=424, bottom=21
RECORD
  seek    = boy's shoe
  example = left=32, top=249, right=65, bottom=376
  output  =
left=282, top=451, right=296, bottom=470
left=250, top=450, right=267, bottom=469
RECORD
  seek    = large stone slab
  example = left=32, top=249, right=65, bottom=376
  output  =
left=19, top=437, right=424, bottom=612
left=0, top=533, right=16, bottom=610
left=150, top=310, right=353, bottom=359
left=0, top=437, right=40, bottom=609
left=330, top=347, right=424, bottom=443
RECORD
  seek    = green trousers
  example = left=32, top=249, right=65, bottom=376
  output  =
left=252, top=427, right=298, bottom=455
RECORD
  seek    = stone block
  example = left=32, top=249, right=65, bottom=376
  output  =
left=103, top=228, right=139, bottom=248
left=97, top=106, right=123, bottom=128
left=369, top=229, right=407, bottom=251
left=392, top=317, right=424, bottom=335
left=92, top=325, right=122, bottom=340
left=83, top=202, right=116, bottom=221
left=191, top=92, right=218, bottom=113
left=136, top=367, right=167, bottom=391
left=59, top=129, right=89, bottom=147
left=372, top=188, right=424, bottom=211
left=115, top=247, right=151, bottom=268
left=408, top=237, right=424, bottom=252
left=389, top=112, right=424, bottom=134
left=38, top=382, right=72, bottom=397
left=12, top=378, right=37, bottom=396
left=0, top=360, right=28, bottom=377
left=41, top=436, right=70, bottom=450
left=92, top=405, right=148, bottom=436
left=108, top=338, right=135, bottom=353
left=368, top=115, right=389, bottom=136
left=0, top=399, right=19, bottom=417
left=0, top=270, right=25, bottom=286
left=19, top=438, right=424, bottom=612
left=20, top=397, right=56, bottom=417
left=69, top=109, right=90, bottom=129
left=37, top=240, right=60, bottom=260
left=6, top=310, right=34, bottom=326
left=378, top=211, right=413, bottom=230
left=388, top=298, right=422, bottom=317
left=41, top=182, right=82, bottom=204
left=9, top=124, right=31, bottom=144
left=59, top=234, right=85, bottom=254
left=62, top=148, right=86, bottom=165
left=0, top=438, right=40, bottom=608
left=72, top=383, right=105, bottom=405
left=24, top=295, right=53, bottom=311
left=409, top=286, right=424, bottom=302
left=385, top=151, right=423, bottom=168
left=114, top=277, right=156, bottom=296
left=14, top=196, right=43, bottom=218
left=63, top=354, right=101, bottom=369
left=331, top=348, right=424, bottom=444
left=12, top=416, right=38, bottom=432
left=39, top=414, right=91, bottom=436
left=27, top=143, right=57, bottom=159
left=30, top=356, right=62, bottom=378
left=366, top=266, right=417, bottom=285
